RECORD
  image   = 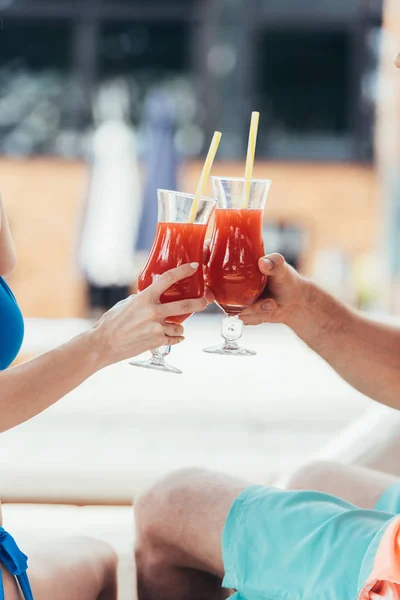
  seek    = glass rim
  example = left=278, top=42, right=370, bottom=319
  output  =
left=157, top=188, right=216, bottom=204
left=211, top=176, right=272, bottom=185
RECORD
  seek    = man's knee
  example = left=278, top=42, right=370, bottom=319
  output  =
left=286, top=461, right=347, bottom=492
left=135, top=468, right=207, bottom=577
left=135, top=468, right=207, bottom=548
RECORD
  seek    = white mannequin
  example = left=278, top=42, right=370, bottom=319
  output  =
left=79, top=80, right=141, bottom=295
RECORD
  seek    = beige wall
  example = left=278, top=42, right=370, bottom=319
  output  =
left=184, top=161, right=378, bottom=273
left=2, top=158, right=378, bottom=318
left=3, top=158, right=88, bottom=318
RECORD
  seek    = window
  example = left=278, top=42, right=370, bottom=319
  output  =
left=256, top=30, right=353, bottom=160
left=0, top=19, right=71, bottom=70
left=0, top=20, right=75, bottom=156
left=0, top=0, right=79, bottom=12
left=98, top=21, right=192, bottom=127
left=358, top=25, right=381, bottom=160
left=99, top=22, right=189, bottom=78
left=100, top=0, right=198, bottom=4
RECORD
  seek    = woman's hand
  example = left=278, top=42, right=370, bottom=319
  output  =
left=92, top=262, right=208, bottom=367
left=0, top=262, right=211, bottom=433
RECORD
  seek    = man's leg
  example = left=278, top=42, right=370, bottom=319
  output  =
left=285, top=460, right=398, bottom=508
left=2, top=536, right=118, bottom=600
left=135, top=463, right=400, bottom=600
left=135, top=469, right=250, bottom=600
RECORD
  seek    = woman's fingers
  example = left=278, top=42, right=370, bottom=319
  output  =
left=97, top=262, right=211, bottom=362
left=164, top=323, right=184, bottom=338
left=145, top=263, right=199, bottom=301
left=168, top=335, right=185, bottom=346
left=204, top=287, right=215, bottom=305
left=158, top=296, right=207, bottom=318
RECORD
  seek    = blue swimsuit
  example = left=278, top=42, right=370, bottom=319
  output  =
left=0, top=277, right=24, bottom=371
left=0, top=277, right=34, bottom=599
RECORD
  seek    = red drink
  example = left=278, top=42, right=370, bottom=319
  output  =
left=205, top=208, right=266, bottom=315
left=138, top=222, right=208, bottom=324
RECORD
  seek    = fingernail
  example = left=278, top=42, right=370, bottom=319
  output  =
left=190, top=262, right=199, bottom=269
left=262, top=300, right=274, bottom=311
left=261, top=257, right=274, bottom=269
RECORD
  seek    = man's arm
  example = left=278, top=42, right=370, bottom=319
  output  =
left=241, top=254, right=400, bottom=410
left=290, top=282, right=400, bottom=408
left=0, top=196, right=17, bottom=275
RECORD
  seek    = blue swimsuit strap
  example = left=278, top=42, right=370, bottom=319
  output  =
left=0, top=527, right=34, bottom=600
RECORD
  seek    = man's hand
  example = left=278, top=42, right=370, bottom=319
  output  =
left=240, top=254, right=310, bottom=327
left=240, top=253, right=400, bottom=411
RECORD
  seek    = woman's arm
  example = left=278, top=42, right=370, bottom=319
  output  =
left=0, top=196, right=17, bottom=276
left=1, top=331, right=100, bottom=433
left=0, top=263, right=207, bottom=433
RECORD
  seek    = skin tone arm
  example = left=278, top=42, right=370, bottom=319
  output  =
left=0, top=262, right=210, bottom=433
left=0, top=196, right=17, bottom=275
left=240, top=254, right=400, bottom=410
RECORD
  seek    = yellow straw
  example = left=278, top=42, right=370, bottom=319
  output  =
left=189, top=131, right=222, bottom=223
left=243, top=111, right=260, bottom=208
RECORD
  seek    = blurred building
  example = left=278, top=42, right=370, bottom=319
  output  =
left=0, top=0, right=383, bottom=160
left=0, top=0, right=386, bottom=317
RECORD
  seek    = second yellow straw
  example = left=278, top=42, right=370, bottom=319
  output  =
left=243, top=111, right=260, bottom=208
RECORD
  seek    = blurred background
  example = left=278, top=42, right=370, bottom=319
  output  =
left=2, top=2, right=400, bottom=596
left=1, top=0, right=387, bottom=318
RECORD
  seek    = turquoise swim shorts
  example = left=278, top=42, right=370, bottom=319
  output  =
left=222, top=483, right=400, bottom=600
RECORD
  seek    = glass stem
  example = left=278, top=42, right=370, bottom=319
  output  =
left=221, top=315, right=243, bottom=351
left=151, top=345, right=171, bottom=365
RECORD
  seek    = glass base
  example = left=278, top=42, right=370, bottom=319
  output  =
left=129, top=358, right=182, bottom=374
left=203, top=341, right=256, bottom=356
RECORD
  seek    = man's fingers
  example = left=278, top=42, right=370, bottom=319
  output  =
left=145, top=263, right=199, bottom=300
left=241, top=298, right=277, bottom=318
left=159, top=296, right=207, bottom=318
left=258, top=254, right=286, bottom=277
left=240, top=315, right=265, bottom=326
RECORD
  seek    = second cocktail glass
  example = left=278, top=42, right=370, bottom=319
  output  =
left=204, top=176, right=271, bottom=356
left=130, top=189, right=215, bottom=374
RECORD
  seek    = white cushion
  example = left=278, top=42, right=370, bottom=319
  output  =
left=0, top=317, right=369, bottom=503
